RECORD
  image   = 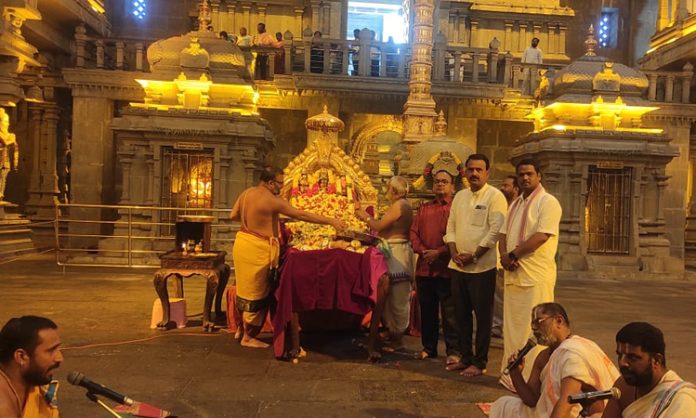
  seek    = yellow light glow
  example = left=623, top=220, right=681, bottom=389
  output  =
left=551, top=124, right=567, bottom=131
left=87, top=0, right=106, bottom=14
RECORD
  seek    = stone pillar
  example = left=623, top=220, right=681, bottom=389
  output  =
left=504, top=21, right=513, bottom=52
left=210, top=0, right=221, bottom=31
left=310, top=0, right=320, bottom=31
left=227, top=2, right=236, bottom=33
left=26, top=101, right=61, bottom=219
left=241, top=3, right=251, bottom=32
left=402, top=0, right=438, bottom=143
left=69, top=96, right=115, bottom=248
left=559, top=25, right=567, bottom=55
left=294, top=7, right=304, bottom=37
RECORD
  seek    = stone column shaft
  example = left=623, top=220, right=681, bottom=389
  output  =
left=26, top=102, right=61, bottom=219
left=402, top=0, right=438, bottom=143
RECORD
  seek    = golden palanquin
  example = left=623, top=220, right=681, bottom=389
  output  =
left=281, top=107, right=378, bottom=251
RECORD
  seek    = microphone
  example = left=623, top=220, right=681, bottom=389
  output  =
left=67, top=371, right=134, bottom=406
left=568, top=387, right=621, bottom=404
left=503, top=339, right=537, bottom=375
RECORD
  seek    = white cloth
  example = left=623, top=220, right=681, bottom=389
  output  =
left=444, top=184, right=507, bottom=273
left=623, top=370, right=696, bottom=417
left=491, top=335, right=620, bottom=418
left=522, top=46, right=543, bottom=64
left=501, top=281, right=554, bottom=374
left=503, top=186, right=562, bottom=287
left=382, top=239, right=414, bottom=334
left=237, top=35, right=252, bottom=47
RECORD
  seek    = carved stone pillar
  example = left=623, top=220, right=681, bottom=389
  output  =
left=402, top=0, right=438, bottom=143
left=227, top=1, right=236, bottom=33
left=210, top=0, right=221, bottom=31
left=26, top=101, right=61, bottom=219
left=241, top=2, right=251, bottom=32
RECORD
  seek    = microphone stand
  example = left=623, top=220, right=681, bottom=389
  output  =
left=86, top=392, right=123, bottom=418
left=576, top=399, right=594, bottom=418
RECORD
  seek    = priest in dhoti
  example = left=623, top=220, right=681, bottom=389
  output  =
left=356, top=176, right=413, bottom=360
left=602, top=322, right=696, bottom=418
left=230, top=166, right=345, bottom=350
left=491, top=303, right=619, bottom=418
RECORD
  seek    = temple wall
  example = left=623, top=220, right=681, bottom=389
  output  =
left=564, top=0, right=656, bottom=65
left=475, top=119, right=532, bottom=182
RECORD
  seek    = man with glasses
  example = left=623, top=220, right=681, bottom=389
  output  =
left=410, top=170, right=460, bottom=364
left=230, top=166, right=346, bottom=349
left=444, top=154, right=507, bottom=377
left=601, top=322, right=696, bottom=418
left=491, top=303, right=619, bottom=418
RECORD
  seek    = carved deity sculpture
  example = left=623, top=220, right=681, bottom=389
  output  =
left=0, top=108, right=19, bottom=202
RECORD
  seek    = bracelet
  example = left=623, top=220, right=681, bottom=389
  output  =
left=508, top=251, right=518, bottom=261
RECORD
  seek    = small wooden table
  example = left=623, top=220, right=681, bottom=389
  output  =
left=153, top=250, right=230, bottom=331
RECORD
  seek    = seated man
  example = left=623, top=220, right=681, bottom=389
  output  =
left=602, top=322, right=696, bottom=418
left=491, top=303, right=619, bottom=418
left=356, top=176, right=413, bottom=360
left=0, top=316, right=63, bottom=418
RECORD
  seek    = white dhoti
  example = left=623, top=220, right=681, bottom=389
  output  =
left=382, top=239, right=414, bottom=334
left=501, top=281, right=554, bottom=379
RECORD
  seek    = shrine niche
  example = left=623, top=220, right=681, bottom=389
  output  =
left=281, top=107, right=378, bottom=251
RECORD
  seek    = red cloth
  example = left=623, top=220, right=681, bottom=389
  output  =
left=410, top=197, right=453, bottom=278
left=272, top=247, right=388, bottom=358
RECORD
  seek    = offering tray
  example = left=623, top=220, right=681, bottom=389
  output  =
left=334, top=230, right=379, bottom=246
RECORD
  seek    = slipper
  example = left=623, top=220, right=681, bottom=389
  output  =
left=460, top=365, right=485, bottom=377
left=381, top=345, right=405, bottom=353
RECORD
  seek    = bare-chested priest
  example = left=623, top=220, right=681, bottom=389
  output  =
left=356, top=176, right=414, bottom=360
left=230, top=166, right=346, bottom=349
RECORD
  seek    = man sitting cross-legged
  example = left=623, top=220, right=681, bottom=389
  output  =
left=601, top=322, right=696, bottom=418
left=491, top=303, right=619, bottom=418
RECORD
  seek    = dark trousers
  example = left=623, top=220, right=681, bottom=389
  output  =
left=450, top=268, right=497, bottom=369
left=416, top=276, right=459, bottom=357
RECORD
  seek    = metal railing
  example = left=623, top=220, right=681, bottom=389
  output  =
left=55, top=203, right=237, bottom=269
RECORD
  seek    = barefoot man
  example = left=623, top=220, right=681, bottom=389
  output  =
left=356, top=176, right=414, bottom=360
left=230, top=166, right=346, bottom=348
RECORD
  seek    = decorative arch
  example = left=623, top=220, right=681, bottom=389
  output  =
left=350, top=116, right=404, bottom=163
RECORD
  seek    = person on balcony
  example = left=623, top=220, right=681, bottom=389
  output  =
left=351, top=28, right=361, bottom=76
left=253, top=22, right=277, bottom=80
left=521, top=37, right=543, bottom=95
left=237, top=27, right=252, bottom=47
left=274, top=32, right=285, bottom=74
left=310, top=31, right=324, bottom=73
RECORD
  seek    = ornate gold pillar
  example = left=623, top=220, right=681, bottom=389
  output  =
left=402, top=0, right=437, bottom=143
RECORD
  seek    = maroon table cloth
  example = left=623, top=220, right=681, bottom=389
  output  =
left=272, top=247, right=388, bottom=358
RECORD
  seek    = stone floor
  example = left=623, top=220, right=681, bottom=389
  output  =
left=1, top=254, right=695, bottom=417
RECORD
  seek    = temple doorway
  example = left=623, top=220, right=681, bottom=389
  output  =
left=346, top=0, right=409, bottom=43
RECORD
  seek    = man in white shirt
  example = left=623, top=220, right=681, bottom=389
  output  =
left=444, top=154, right=507, bottom=377
left=498, top=158, right=562, bottom=389
left=237, top=27, right=252, bottom=47
left=521, top=37, right=542, bottom=95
